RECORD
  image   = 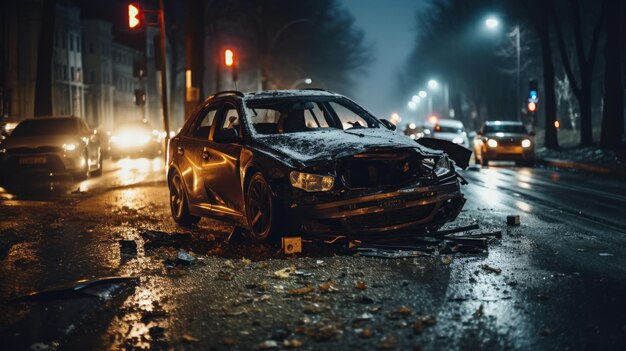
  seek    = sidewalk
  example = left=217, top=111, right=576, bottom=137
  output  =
left=536, top=146, right=626, bottom=179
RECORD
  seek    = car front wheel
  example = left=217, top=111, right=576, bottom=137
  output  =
left=245, top=173, right=279, bottom=241
left=169, top=171, right=200, bottom=226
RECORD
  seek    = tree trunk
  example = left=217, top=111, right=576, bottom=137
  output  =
left=579, top=86, right=593, bottom=146
left=538, top=20, right=559, bottom=148
left=600, top=0, right=624, bottom=149
left=33, top=0, right=55, bottom=116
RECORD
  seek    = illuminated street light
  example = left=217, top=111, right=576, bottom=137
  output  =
left=418, top=90, right=427, bottom=98
left=408, top=101, right=417, bottom=110
left=304, top=78, right=312, bottom=84
left=485, top=17, right=499, bottom=29
left=428, top=79, right=439, bottom=90
left=411, top=95, right=421, bottom=103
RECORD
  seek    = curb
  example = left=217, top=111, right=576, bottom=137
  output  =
left=538, top=158, right=626, bottom=178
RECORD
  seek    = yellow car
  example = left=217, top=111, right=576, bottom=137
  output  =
left=473, top=121, right=535, bottom=166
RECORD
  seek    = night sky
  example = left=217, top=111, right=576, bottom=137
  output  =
left=342, top=0, right=431, bottom=119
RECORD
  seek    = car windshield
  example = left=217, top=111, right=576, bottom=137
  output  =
left=11, top=118, right=78, bottom=136
left=245, top=98, right=379, bottom=134
left=483, top=124, right=528, bottom=134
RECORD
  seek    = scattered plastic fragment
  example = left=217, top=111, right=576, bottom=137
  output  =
left=507, top=215, right=521, bottom=226
left=480, top=264, right=502, bottom=274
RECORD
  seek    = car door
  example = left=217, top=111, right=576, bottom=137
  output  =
left=177, top=103, right=220, bottom=207
left=202, top=101, right=245, bottom=216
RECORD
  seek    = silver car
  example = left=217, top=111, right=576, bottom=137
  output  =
left=0, top=117, right=102, bottom=180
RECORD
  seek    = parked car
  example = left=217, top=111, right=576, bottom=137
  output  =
left=0, top=116, right=102, bottom=180
left=424, top=118, right=470, bottom=148
left=473, top=120, right=535, bottom=166
left=166, top=89, right=469, bottom=240
left=108, top=119, right=161, bottom=159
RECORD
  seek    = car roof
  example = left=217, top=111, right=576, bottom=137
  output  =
left=243, top=89, right=341, bottom=100
left=485, top=120, right=523, bottom=126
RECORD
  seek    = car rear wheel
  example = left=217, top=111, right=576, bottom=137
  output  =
left=245, top=173, right=279, bottom=241
left=169, top=171, right=200, bottom=226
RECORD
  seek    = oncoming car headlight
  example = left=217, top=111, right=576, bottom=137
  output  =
left=487, top=139, right=498, bottom=148
left=434, top=155, right=451, bottom=177
left=521, top=139, right=532, bottom=148
left=63, top=143, right=77, bottom=152
left=289, top=171, right=334, bottom=192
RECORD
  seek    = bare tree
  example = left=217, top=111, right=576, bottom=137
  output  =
left=552, top=0, right=605, bottom=146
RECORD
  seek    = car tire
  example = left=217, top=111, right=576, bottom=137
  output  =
left=245, top=172, right=280, bottom=241
left=168, top=171, right=201, bottom=226
left=73, top=151, right=89, bottom=180
left=481, top=156, right=489, bottom=167
left=91, top=152, right=103, bottom=177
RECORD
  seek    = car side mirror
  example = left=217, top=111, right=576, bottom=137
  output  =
left=214, top=128, right=240, bottom=143
left=379, top=119, right=396, bottom=131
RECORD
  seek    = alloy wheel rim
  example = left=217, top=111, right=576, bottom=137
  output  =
left=248, top=179, right=271, bottom=237
left=170, top=174, right=183, bottom=218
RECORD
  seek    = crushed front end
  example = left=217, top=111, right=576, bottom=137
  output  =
left=274, top=147, right=466, bottom=238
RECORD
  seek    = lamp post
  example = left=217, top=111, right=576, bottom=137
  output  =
left=485, top=17, right=521, bottom=121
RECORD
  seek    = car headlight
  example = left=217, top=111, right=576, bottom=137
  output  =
left=434, top=155, right=451, bottom=177
left=63, top=143, right=77, bottom=152
left=521, top=139, right=532, bottom=148
left=452, top=137, right=464, bottom=144
left=0, top=147, right=6, bottom=154
left=487, top=139, right=498, bottom=148
left=289, top=171, right=334, bottom=192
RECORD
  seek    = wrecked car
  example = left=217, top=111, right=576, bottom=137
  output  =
left=166, top=89, right=468, bottom=240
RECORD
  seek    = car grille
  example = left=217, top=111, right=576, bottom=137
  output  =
left=340, top=150, right=428, bottom=189
left=7, top=146, right=63, bottom=154
left=495, top=138, right=522, bottom=147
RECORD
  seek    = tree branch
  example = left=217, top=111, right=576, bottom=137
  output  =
left=552, top=0, right=582, bottom=98
left=587, top=0, right=607, bottom=71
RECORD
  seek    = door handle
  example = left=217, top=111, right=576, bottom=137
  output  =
left=177, top=146, right=184, bottom=156
left=202, top=147, right=211, bottom=160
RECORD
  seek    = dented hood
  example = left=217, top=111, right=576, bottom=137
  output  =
left=253, top=128, right=441, bottom=166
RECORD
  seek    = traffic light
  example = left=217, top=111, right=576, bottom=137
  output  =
left=527, top=101, right=537, bottom=113
left=527, top=79, right=538, bottom=114
left=224, top=49, right=235, bottom=67
left=128, top=3, right=140, bottom=29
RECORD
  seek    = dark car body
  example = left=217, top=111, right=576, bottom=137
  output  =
left=473, top=121, right=535, bottom=166
left=0, top=117, right=102, bottom=180
left=166, top=90, right=467, bottom=239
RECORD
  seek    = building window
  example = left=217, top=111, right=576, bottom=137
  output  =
left=62, top=33, right=67, bottom=49
left=89, top=42, right=94, bottom=54
left=63, top=65, right=68, bottom=80
left=69, top=34, right=74, bottom=51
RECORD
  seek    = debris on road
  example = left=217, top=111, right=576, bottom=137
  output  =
left=480, top=264, right=502, bottom=274
left=11, top=276, right=138, bottom=303
left=318, top=281, right=339, bottom=293
left=599, top=252, right=614, bottom=257
left=355, top=281, right=367, bottom=290
left=288, top=285, right=313, bottom=296
left=413, top=315, right=437, bottom=334
left=176, top=249, right=197, bottom=266
left=118, top=240, right=137, bottom=256
left=282, top=237, right=302, bottom=254
left=274, top=265, right=296, bottom=279
left=507, top=215, right=521, bottom=226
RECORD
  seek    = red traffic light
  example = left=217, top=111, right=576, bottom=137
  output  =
left=128, top=3, right=140, bottom=29
left=224, top=49, right=235, bottom=67
left=528, top=101, right=537, bottom=113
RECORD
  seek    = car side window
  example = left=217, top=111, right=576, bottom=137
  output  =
left=191, top=107, right=218, bottom=139
left=213, top=103, right=242, bottom=140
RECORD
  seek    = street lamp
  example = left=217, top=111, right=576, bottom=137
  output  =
left=485, top=17, right=499, bottom=29
left=418, top=90, right=427, bottom=98
left=485, top=16, right=521, bottom=121
left=428, top=79, right=439, bottom=90
left=289, top=77, right=313, bottom=89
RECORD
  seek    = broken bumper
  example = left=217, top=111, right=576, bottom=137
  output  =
left=287, top=180, right=465, bottom=236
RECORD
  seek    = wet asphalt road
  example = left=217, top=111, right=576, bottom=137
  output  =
left=0, top=158, right=624, bottom=350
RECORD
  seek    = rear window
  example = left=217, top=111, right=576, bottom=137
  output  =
left=483, top=124, right=527, bottom=134
left=11, top=119, right=78, bottom=136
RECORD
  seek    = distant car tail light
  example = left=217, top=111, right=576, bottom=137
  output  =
left=289, top=171, right=334, bottom=192
left=521, top=139, right=532, bottom=148
left=487, top=139, right=498, bottom=148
